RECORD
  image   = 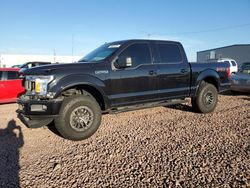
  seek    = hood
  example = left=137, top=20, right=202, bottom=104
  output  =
left=21, top=62, right=97, bottom=76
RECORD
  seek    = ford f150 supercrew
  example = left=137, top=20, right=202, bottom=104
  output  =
left=17, top=39, right=231, bottom=140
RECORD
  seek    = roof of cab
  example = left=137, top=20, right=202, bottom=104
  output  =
left=108, top=39, right=180, bottom=44
left=0, top=68, right=20, bottom=71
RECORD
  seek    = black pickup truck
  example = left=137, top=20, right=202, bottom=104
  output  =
left=17, top=40, right=230, bottom=140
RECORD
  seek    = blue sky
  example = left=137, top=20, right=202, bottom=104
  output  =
left=0, top=0, right=250, bottom=61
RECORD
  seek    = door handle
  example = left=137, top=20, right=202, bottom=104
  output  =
left=180, top=69, right=188, bottom=74
left=149, top=70, right=157, bottom=76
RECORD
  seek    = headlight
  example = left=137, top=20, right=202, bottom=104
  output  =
left=25, top=75, right=54, bottom=96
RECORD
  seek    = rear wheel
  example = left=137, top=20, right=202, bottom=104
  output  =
left=192, top=81, right=218, bottom=113
left=54, top=95, right=101, bottom=141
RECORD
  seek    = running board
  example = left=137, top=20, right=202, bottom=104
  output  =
left=109, top=99, right=188, bottom=114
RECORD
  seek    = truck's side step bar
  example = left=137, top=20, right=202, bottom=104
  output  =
left=109, top=99, right=189, bottom=114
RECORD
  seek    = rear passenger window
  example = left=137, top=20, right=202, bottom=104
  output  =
left=157, top=43, right=182, bottom=63
left=231, top=61, right=237, bottom=66
left=7, top=71, right=19, bottom=80
left=119, top=43, right=151, bottom=68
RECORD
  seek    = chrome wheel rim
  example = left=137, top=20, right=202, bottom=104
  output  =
left=204, top=91, right=214, bottom=106
left=70, top=106, right=94, bottom=131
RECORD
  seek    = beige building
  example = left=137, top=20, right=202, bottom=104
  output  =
left=0, top=54, right=82, bottom=68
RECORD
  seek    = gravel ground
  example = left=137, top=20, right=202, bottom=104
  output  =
left=0, top=94, right=249, bottom=187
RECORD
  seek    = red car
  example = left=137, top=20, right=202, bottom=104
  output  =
left=0, top=68, right=25, bottom=104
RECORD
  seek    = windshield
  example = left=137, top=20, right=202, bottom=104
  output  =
left=240, top=65, right=250, bottom=74
left=78, top=43, right=121, bottom=62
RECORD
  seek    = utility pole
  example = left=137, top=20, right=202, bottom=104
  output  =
left=141, top=31, right=156, bottom=39
left=53, top=49, right=56, bottom=63
left=71, top=34, right=74, bottom=63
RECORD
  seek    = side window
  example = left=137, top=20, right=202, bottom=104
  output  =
left=0, top=71, right=2, bottom=80
left=231, top=61, right=237, bottom=66
left=26, top=63, right=33, bottom=68
left=242, top=66, right=250, bottom=74
left=1, top=71, right=7, bottom=80
left=119, top=43, right=151, bottom=68
left=157, top=43, right=182, bottom=63
left=7, top=71, right=19, bottom=80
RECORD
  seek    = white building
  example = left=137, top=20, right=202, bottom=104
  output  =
left=0, top=54, right=82, bottom=68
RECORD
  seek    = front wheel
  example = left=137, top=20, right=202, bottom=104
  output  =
left=192, top=82, right=218, bottom=113
left=54, top=95, right=101, bottom=141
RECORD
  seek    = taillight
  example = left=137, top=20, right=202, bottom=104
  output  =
left=226, top=68, right=230, bottom=79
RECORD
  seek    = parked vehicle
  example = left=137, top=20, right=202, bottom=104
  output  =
left=217, top=58, right=238, bottom=74
left=0, top=68, right=25, bottom=104
left=230, top=62, right=250, bottom=93
left=12, top=61, right=51, bottom=70
left=17, top=39, right=231, bottom=140
left=11, top=65, right=22, bottom=68
left=240, top=62, right=250, bottom=70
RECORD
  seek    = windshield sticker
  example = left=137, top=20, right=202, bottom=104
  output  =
left=108, top=45, right=121, bottom=48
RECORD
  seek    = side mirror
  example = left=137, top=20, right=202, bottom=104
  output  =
left=115, top=56, right=132, bottom=69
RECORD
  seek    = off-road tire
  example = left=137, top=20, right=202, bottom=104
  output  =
left=192, top=81, right=218, bottom=113
left=54, top=95, right=101, bottom=141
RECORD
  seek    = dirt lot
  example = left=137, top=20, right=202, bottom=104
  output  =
left=0, top=94, right=249, bottom=187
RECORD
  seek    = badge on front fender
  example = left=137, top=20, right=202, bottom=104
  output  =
left=95, top=70, right=109, bottom=74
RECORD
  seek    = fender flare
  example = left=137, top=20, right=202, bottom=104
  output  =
left=50, top=74, right=109, bottom=109
left=194, top=69, right=220, bottom=96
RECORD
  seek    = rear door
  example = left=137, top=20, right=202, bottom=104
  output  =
left=109, top=42, right=158, bottom=106
left=153, top=42, right=190, bottom=99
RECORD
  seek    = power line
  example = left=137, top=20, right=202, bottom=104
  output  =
left=144, top=23, right=250, bottom=37
left=174, top=23, right=250, bottom=35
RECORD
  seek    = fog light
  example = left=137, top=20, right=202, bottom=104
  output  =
left=30, top=104, right=47, bottom=112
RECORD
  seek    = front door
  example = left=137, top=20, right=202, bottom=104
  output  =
left=108, top=43, right=158, bottom=107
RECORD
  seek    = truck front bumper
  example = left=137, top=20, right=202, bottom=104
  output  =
left=17, top=96, right=63, bottom=128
